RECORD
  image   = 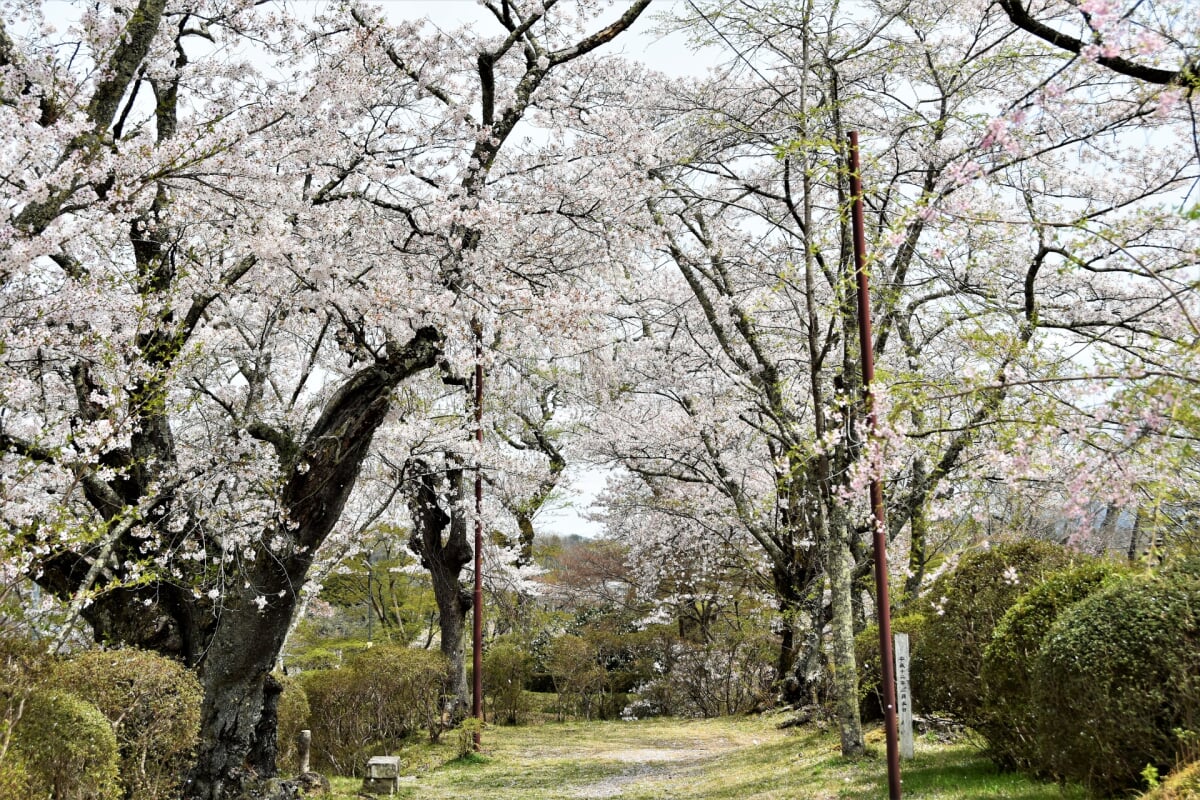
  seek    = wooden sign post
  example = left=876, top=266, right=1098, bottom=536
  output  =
left=894, top=633, right=914, bottom=760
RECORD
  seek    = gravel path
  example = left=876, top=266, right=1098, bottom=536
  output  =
left=570, top=739, right=746, bottom=798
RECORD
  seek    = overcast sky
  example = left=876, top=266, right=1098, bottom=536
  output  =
left=385, top=0, right=715, bottom=77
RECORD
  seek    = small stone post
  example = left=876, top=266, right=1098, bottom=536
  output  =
left=297, top=729, right=311, bottom=774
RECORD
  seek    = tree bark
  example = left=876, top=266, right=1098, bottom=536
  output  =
left=825, top=508, right=865, bottom=757
left=406, top=460, right=474, bottom=721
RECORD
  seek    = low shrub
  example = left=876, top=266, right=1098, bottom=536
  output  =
left=286, top=646, right=343, bottom=672
left=0, top=757, right=31, bottom=800
left=299, top=645, right=447, bottom=776
left=274, top=675, right=311, bottom=773
left=1032, top=569, right=1200, bottom=795
left=854, top=612, right=928, bottom=722
left=1141, top=759, right=1200, bottom=800
left=918, top=539, right=1072, bottom=723
left=11, top=689, right=121, bottom=800
left=0, top=630, right=49, bottom=787
left=662, top=630, right=775, bottom=719
left=482, top=636, right=535, bottom=725
left=546, top=635, right=609, bottom=721
left=981, top=558, right=1125, bottom=770
left=53, top=648, right=201, bottom=800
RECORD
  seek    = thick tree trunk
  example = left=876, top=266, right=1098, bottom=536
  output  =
left=34, top=329, right=442, bottom=800
left=787, top=594, right=826, bottom=708
left=775, top=598, right=799, bottom=704
left=435, top=583, right=472, bottom=720
left=187, top=612, right=287, bottom=800
left=184, top=548, right=312, bottom=800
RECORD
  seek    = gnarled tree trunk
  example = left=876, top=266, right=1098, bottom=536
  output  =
left=406, top=460, right=474, bottom=721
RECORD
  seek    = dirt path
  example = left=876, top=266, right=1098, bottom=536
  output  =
left=569, top=738, right=749, bottom=798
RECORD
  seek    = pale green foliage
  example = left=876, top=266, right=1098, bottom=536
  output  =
left=0, top=757, right=32, bottom=800
left=482, top=635, right=535, bottom=725
left=454, top=717, right=484, bottom=759
left=546, top=635, right=609, bottom=721
left=11, top=689, right=121, bottom=800
left=275, top=675, right=312, bottom=774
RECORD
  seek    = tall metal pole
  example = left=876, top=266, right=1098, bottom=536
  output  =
left=848, top=130, right=902, bottom=800
left=472, top=319, right=485, bottom=748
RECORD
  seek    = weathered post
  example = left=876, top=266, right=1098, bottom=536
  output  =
left=297, top=729, right=311, bottom=775
left=849, top=130, right=902, bottom=799
left=895, top=633, right=914, bottom=759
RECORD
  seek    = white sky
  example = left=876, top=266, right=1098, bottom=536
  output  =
left=383, top=0, right=715, bottom=77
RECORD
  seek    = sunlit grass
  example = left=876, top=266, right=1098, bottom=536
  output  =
left=319, top=715, right=1087, bottom=799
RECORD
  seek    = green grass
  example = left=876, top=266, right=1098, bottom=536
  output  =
left=320, top=716, right=1088, bottom=799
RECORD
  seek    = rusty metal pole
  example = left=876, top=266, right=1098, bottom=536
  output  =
left=848, top=130, right=902, bottom=800
left=472, top=320, right=485, bottom=748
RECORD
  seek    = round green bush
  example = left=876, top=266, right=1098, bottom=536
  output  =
left=854, top=612, right=928, bottom=722
left=1032, top=569, right=1200, bottom=795
left=981, top=558, right=1125, bottom=769
left=11, top=689, right=121, bottom=800
left=918, top=539, right=1072, bottom=724
left=53, top=649, right=202, bottom=800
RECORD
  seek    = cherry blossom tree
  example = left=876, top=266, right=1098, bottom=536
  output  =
left=587, top=0, right=1198, bottom=756
left=0, top=0, right=652, bottom=796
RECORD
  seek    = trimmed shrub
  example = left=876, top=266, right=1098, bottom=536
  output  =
left=918, top=539, right=1072, bottom=723
left=287, top=646, right=343, bottom=672
left=855, top=612, right=928, bottom=722
left=482, top=636, right=535, bottom=725
left=52, top=649, right=201, bottom=800
left=1032, top=569, right=1200, bottom=795
left=11, top=689, right=121, bottom=800
left=275, top=675, right=311, bottom=773
left=981, top=558, right=1125, bottom=769
left=299, top=646, right=447, bottom=775
left=0, top=631, right=49, bottom=789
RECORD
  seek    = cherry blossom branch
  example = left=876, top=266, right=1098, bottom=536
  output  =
left=997, top=0, right=1200, bottom=89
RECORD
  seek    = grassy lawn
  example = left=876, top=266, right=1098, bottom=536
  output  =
left=319, top=715, right=1089, bottom=799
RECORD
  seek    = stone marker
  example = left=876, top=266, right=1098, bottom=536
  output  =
left=894, top=632, right=914, bottom=760
left=362, top=755, right=403, bottom=796
left=297, top=729, right=311, bottom=775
